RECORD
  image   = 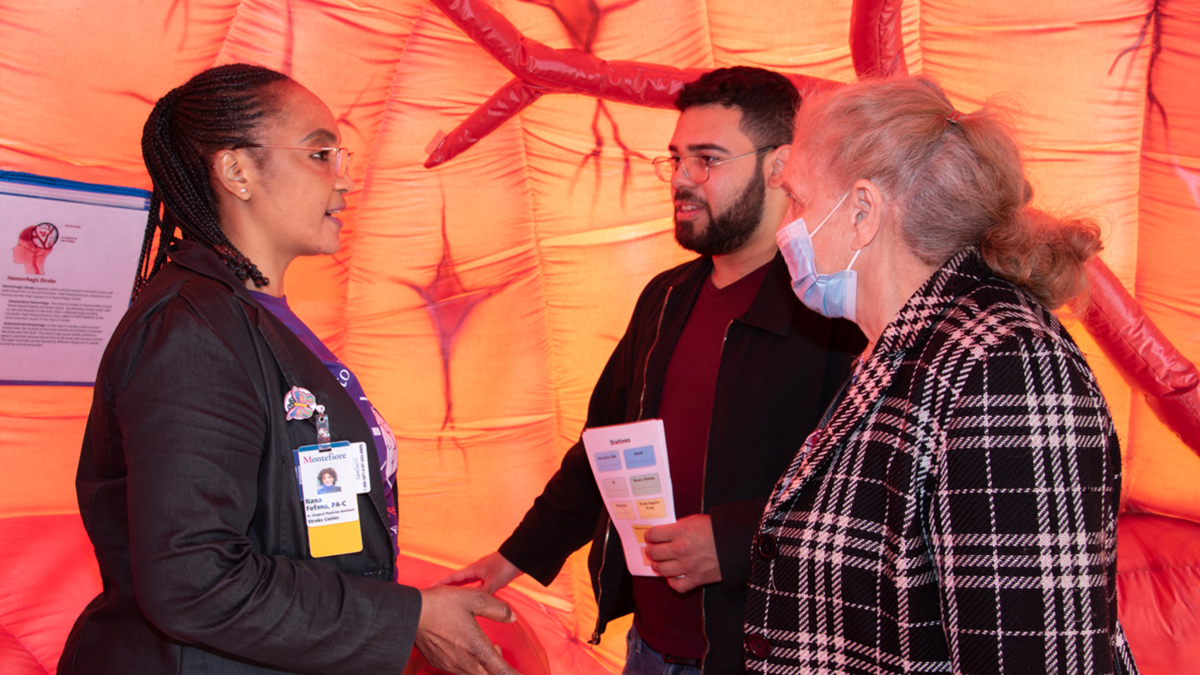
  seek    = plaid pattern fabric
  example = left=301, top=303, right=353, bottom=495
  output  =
left=745, top=250, right=1138, bottom=674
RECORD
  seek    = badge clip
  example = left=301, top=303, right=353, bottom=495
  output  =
left=314, top=408, right=331, bottom=449
left=285, top=386, right=332, bottom=449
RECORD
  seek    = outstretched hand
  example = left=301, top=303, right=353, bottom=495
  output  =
left=644, top=514, right=721, bottom=593
left=415, top=586, right=521, bottom=675
left=433, top=551, right=523, bottom=595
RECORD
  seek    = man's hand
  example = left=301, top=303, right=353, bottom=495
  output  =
left=415, top=586, right=521, bottom=675
left=644, top=514, right=721, bottom=593
left=433, top=551, right=523, bottom=595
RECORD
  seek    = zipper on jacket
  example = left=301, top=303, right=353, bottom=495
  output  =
left=590, top=521, right=614, bottom=644
left=595, top=285, right=672, bottom=644
left=638, top=286, right=673, bottom=421
left=696, top=319, right=733, bottom=672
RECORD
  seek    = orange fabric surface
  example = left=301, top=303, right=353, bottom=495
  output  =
left=1, top=0, right=1198, bottom=671
left=1127, top=0, right=1200, bottom=521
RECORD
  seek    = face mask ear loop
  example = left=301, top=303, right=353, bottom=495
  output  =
left=809, top=189, right=851, bottom=239
left=845, top=247, right=862, bottom=272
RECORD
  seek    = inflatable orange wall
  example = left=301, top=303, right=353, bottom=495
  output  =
left=1, top=0, right=1197, bottom=672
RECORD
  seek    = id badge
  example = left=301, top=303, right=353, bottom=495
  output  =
left=294, top=441, right=362, bottom=557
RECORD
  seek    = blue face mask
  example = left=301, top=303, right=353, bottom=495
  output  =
left=775, top=190, right=861, bottom=323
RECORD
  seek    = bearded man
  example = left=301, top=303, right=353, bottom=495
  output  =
left=440, top=67, right=865, bottom=675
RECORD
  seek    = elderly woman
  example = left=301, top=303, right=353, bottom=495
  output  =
left=61, top=64, right=516, bottom=675
left=743, top=77, right=1138, bottom=674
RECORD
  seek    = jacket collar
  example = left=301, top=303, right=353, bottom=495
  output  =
left=661, top=251, right=796, bottom=337
left=166, top=239, right=259, bottom=305
left=743, top=251, right=799, bottom=336
left=874, top=248, right=993, bottom=357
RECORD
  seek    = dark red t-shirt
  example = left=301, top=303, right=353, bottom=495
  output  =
left=631, top=261, right=770, bottom=657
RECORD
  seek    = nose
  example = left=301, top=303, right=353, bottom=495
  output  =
left=335, top=168, right=355, bottom=193
left=670, top=161, right=697, bottom=191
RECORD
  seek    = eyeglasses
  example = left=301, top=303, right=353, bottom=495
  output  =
left=235, top=144, right=354, bottom=178
left=651, top=146, right=776, bottom=184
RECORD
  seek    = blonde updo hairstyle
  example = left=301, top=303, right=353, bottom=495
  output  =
left=794, top=76, right=1100, bottom=310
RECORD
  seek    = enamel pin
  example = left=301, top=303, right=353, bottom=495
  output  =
left=285, top=386, right=320, bottom=420
left=285, top=386, right=332, bottom=447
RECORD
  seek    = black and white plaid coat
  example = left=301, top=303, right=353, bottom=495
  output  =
left=744, top=250, right=1138, bottom=674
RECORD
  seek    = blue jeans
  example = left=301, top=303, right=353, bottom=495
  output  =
left=623, top=624, right=703, bottom=675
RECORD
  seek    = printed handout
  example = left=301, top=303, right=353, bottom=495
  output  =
left=581, top=419, right=675, bottom=576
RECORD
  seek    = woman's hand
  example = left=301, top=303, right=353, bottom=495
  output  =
left=415, top=586, right=520, bottom=675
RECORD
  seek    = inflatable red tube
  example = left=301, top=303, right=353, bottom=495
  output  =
left=428, top=0, right=1200, bottom=458
left=430, top=0, right=698, bottom=106
left=424, top=77, right=545, bottom=168
left=850, top=0, right=908, bottom=78
left=424, top=0, right=840, bottom=167
left=1082, top=256, right=1200, bottom=455
left=424, top=0, right=705, bottom=167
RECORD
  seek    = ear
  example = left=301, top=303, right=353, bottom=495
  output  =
left=212, top=149, right=252, bottom=202
left=848, top=178, right=884, bottom=250
left=766, top=144, right=791, bottom=189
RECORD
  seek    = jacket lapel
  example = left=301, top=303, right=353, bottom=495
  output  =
left=767, top=349, right=901, bottom=511
left=255, top=307, right=393, bottom=538
left=737, top=252, right=798, bottom=337
left=169, top=241, right=394, bottom=544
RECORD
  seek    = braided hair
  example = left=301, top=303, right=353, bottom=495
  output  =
left=134, top=63, right=291, bottom=299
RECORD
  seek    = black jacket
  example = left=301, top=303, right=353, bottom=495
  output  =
left=499, top=252, right=865, bottom=673
left=60, top=241, right=421, bottom=675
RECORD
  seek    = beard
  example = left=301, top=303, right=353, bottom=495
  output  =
left=673, top=168, right=766, bottom=256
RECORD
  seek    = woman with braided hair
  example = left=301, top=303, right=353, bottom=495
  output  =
left=61, top=64, right=518, bottom=675
left=743, top=77, right=1138, bottom=674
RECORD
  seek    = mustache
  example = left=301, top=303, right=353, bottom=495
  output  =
left=673, top=189, right=707, bottom=207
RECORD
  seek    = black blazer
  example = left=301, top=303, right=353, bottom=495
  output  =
left=60, top=241, right=420, bottom=675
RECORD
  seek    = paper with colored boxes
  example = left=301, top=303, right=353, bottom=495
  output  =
left=582, top=419, right=675, bottom=576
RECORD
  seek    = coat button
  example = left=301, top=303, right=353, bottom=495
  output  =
left=756, top=533, right=777, bottom=560
left=745, top=633, right=770, bottom=659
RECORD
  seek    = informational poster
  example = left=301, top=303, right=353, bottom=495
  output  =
left=581, top=419, right=676, bottom=576
left=0, top=171, right=150, bottom=385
